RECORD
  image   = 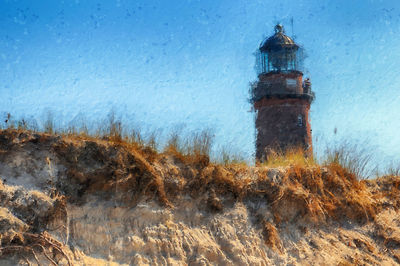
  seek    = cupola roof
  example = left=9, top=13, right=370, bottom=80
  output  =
left=259, top=24, right=298, bottom=52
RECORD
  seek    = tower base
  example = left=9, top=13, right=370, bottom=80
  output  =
left=254, top=98, right=312, bottom=162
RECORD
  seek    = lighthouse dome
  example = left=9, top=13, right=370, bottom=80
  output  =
left=260, top=24, right=298, bottom=52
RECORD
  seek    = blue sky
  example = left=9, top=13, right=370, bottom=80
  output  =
left=1, top=0, right=400, bottom=167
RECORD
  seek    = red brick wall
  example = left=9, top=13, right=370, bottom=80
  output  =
left=254, top=98, right=312, bottom=161
left=258, top=72, right=303, bottom=94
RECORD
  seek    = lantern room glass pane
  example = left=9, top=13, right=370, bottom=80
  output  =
left=256, top=47, right=304, bottom=75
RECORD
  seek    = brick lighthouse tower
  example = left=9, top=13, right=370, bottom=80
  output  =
left=251, top=24, right=314, bottom=161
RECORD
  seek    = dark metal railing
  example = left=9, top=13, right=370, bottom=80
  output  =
left=250, top=86, right=315, bottom=103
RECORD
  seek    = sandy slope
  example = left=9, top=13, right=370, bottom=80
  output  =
left=0, top=129, right=399, bottom=265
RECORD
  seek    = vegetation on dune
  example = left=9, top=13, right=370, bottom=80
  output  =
left=260, top=147, right=317, bottom=168
left=0, top=123, right=398, bottom=226
left=1, top=113, right=400, bottom=264
left=1, top=112, right=247, bottom=166
left=4, top=111, right=398, bottom=177
left=321, top=140, right=374, bottom=180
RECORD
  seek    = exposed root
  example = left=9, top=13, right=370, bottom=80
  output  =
left=34, top=244, right=58, bottom=266
left=0, top=232, right=72, bottom=266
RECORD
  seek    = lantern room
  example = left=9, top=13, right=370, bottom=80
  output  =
left=257, top=24, right=304, bottom=74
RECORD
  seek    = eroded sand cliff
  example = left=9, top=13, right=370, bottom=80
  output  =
left=0, top=129, right=399, bottom=265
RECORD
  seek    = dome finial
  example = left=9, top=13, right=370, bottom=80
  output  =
left=274, top=24, right=284, bottom=33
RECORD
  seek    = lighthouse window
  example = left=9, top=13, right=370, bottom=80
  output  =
left=297, top=115, right=303, bottom=127
left=286, top=79, right=297, bottom=86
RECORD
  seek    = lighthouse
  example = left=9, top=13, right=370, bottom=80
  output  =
left=251, top=24, right=314, bottom=161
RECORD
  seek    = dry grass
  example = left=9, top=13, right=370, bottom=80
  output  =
left=1, top=113, right=246, bottom=167
left=2, top=113, right=220, bottom=165
left=321, top=140, right=374, bottom=180
left=261, top=221, right=282, bottom=253
left=43, top=112, right=56, bottom=135
left=0, top=113, right=396, bottom=226
left=1, top=112, right=379, bottom=180
left=163, top=129, right=214, bottom=166
left=261, top=147, right=316, bottom=168
left=382, top=161, right=400, bottom=177
left=251, top=164, right=377, bottom=225
left=366, top=175, right=400, bottom=209
left=217, top=146, right=248, bottom=166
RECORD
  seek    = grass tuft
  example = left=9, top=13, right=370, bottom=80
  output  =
left=322, top=140, right=373, bottom=180
left=262, top=147, right=316, bottom=168
left=214, top=145, right=248, bottom=166
left=43, top=112, right=55, bottom=134
left=383, top=161, right=400, bottom=177
left=164, top=129, right=214, bottom=166
left=106, top=112, right=123, bottom=142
